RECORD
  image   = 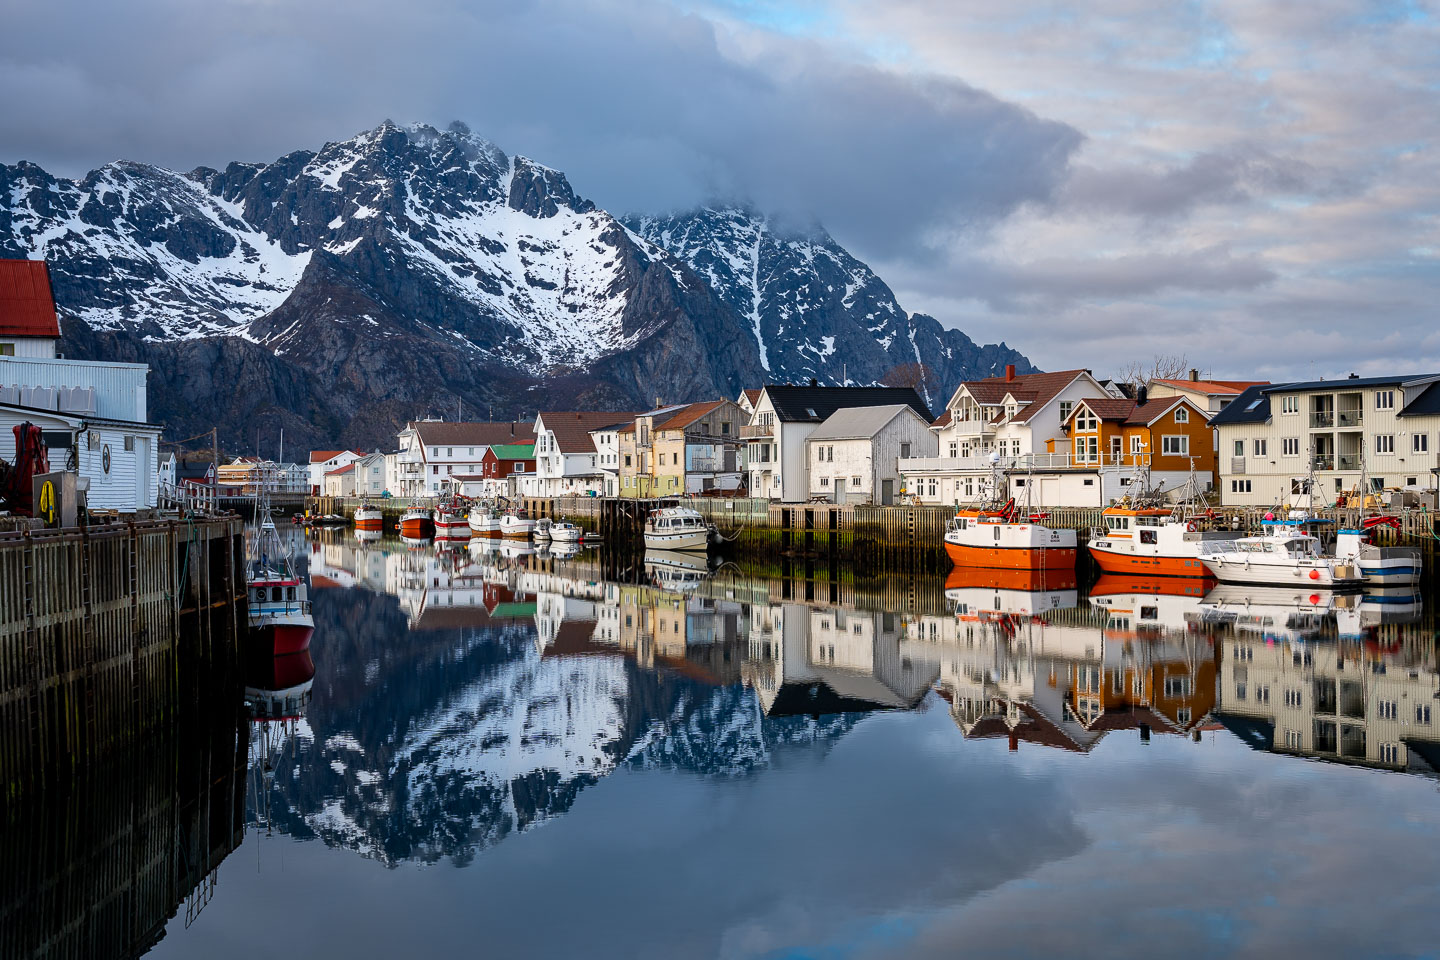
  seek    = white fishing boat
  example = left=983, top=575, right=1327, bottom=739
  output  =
left=499, top=510, right=536, bottom=539
left=1198, top=533, right=1363, bottom=589
left=434, top=498, right=471, bottom=540
left=643, top=506, right=714, bottom=552
left=468, top=503, right=502, bottom=538
left=550, top=521, right=584, bottom=544
left=532, top=517, right=553, bottom=541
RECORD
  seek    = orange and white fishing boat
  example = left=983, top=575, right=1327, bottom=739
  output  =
left=353, top=502, right=383, bottom=531
left=944, top=498, right=1077, bottom=570
left=1087, top=504, right=1240, bottom=577
left=399, top=505, right=433, bottom=539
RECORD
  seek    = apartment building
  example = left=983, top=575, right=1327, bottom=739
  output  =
left=394, top=420, right=535, bottom=497
left=1211, top=375, right=1440, bottom=506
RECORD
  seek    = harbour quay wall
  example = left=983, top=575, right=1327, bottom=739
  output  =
left=0, top=516, right=247, bottom=799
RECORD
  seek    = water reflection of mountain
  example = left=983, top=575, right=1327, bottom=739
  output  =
left=259, top=543, right=864, bottom=867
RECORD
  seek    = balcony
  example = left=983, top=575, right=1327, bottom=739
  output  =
left=1337, top=410, right=1363, bottom=428
left=741, top=424, right=774, bottom=439
left=1310, top=411, right=1334, bottom=429
left=1337, top=455, right=1360, bottom=471
left=1231, top=457, right=1246, bottom=475
left=400, top=463, right=423, bottom=474
left=1313, top=455, right=1335, bottom=471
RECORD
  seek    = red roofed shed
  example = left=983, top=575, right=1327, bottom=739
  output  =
left=0, top=260, right=62, bottom=346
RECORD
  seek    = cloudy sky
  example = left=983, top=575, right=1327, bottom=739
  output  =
left=3, top=0, right=1437, bottom=379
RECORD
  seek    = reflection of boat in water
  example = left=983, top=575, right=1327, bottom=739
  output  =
left=645, top=549, right=712, bottom=590
left=1087, top=574, right=1210, bottom=635
left=547, top=540, right=581, bottom=560
left=244, top=651, right=315, bottom=720
left=496, top=539, right=536, bottom=559
left=942, top=566, right=1078, bottom=619
left=1198, top=584, right=1359, bottom=643
left=401, top=535, right=431, bottom=549
left=354, top=528, right=382, bottom=543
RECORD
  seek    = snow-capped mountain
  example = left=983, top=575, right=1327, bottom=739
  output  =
left=628, top=205, right=1033, bottom=407
left=2, top=122, right=1031, bottom=447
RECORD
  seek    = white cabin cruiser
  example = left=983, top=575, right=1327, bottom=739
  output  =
left=643, top=507, right=714, bottom=553
left=550, top=521, right=584, bottom=544
left=532, top=517, right=553, bottom=541
left=1199, top=534, right=1362, bottom=589
left=499, top=510, right=536, bottom=539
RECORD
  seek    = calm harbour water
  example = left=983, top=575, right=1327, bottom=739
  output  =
left=27, top=531, right=1440, bottom=959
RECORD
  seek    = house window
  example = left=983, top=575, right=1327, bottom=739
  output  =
left=123, top=436, right=135, bottom=451
left=1234, top=440, right=1244, bottom=456
left=0, top=344, right=12, bottom=356
left=816, top=446, right=825, bottom=463
left=927, top=478, right=937, bottom=497
left=432, top=465, right=439, bottom=475
left=900, top=442, right=911, bottom=458
left=820, top=476, right=830, bottom=487
left=948, top=441, right=958, bottom=458
left=1253, top=439, right=1267, bottom=456
left=851, top=476, right=861, bottom=487
left=1161, top=435, right=1189, bottom=455
left=1130, top=435, right=1145, bottom=455
left=1059, top=401, right=1073, bottom=422
left=1231, top=479, right=1252, bottom=493
left=625, top=455, right=632, bottom=467
left=1283, top=437, right=1300, bottom=456
left=1376, top=390, right=1395, bottom=410
left=1174, top=407, right=1189, bottom=423
left=827, top=446, right=834, bottom=462
left=1413, top=433, right=1428, bottom=453
left=1376, top=435, right=1394, bottom=455
left=1281, top=396, right=1299, bottom=414
left=721, top=422, right=731, bottom=434
left=1075, top=412, right=1097, bottom=432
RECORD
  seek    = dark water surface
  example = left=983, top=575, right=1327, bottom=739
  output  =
left=23, top=532, right=1440, bottom=959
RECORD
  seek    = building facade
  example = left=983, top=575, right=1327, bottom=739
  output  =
left=805, top=404, right=938, bottom=504
left=394, top=421, right=536, bottom=497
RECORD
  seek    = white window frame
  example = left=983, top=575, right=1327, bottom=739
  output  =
left=1253, top=439, right=1267, bottom=456
left=1161, top=435, right=1189, bottom=456
left=1376, top=390, right=1395, bottom=410
left=1376, top=434, right=1395, bottom=455
left=1414, top=433, right=1429, bottom=453
left=1174, top=406, right=1189, bottom=424
left=1283, top=437, right=1300, bottom=456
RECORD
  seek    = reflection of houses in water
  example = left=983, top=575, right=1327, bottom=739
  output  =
left=915, top=572, right=1220, bottom=751
left=743, top=602, right=940, bottom=715
left=534, top=581, right=749, bottom=686
left=1217, top=634, right=1440, bottom=777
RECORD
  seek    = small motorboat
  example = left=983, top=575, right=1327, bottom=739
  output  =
left=310, top=514, right=348, bottom=527
left=469, top=504, right=502, bottom=538
left=550, top=521, right=584, bottom=544
left=944, top=498, right=1076, bottom=571
left=643, top=507, right=714, bottom=552
left=532, top=517, right=553, bottom=541
left=1334, top=522, right=1422, bottom=586
left=1199, top=533, right=1363, bottom=589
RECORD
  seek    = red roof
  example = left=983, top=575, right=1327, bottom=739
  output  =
left=324, top=463, right=356, bottom=476
left=0, top=260, right=61, bottom=338
left=539, top=410, right=639, bottom=453
left=310, top=449, right=355, bottom=463
left=954, top=369, right=1091, bottom=424
left=1068, top=395, right=1197, bottom=427
left=1152, top=378, right=1268, bottom=395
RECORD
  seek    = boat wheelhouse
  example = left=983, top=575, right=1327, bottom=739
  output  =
left=943, top=499, right=1077, bottom=571
left=400, top=505, right=433, bottom=539
left=643, top=507, right=714, bottom=552
left=434, top=498, right=471, bottom=540
left=354, top=502, right=383, bottom=531
left=468, top=503, right=502, bottom=538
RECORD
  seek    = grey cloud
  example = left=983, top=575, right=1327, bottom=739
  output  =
left=0, top=0, right=1081, bottom=258
left=1060, top=147, right=1328, bottom=218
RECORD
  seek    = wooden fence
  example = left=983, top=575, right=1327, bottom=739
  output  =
left=0, top=517, right=247, bottom=798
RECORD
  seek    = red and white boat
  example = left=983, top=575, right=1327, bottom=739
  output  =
left=247, top=514, right=314, bottom=656
left=434, top=498, right=472, bottom=540
left=943, top=498, right=1076, bottom=571
left=354, top=502, right=383, bottom=531
left=400, top=505, right=433, bottom=539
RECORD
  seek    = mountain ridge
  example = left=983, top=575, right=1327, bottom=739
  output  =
left=1, top=121, right=1033, bottom=449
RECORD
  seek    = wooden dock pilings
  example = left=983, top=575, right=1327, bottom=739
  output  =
left=0, top=516, right=247, bottom=798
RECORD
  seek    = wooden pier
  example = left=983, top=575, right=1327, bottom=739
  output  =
left=0, top=516, right=247, bottom=798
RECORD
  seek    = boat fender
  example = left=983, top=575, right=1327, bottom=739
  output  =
left=1309, top=569, right=1320, bottom=580
left=1186, top=521, right=1197, bottom=532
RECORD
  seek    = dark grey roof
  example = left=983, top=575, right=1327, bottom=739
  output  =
left=1400, top=381, right=1440, bottom=418
left=1207, top=385, right=1271, bottom=426
left=761, top=385, right=931, bottom=423
left=1260, top=374, right=1440, bottom=394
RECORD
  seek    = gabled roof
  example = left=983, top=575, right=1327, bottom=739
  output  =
left=740, top=388, right=762, bottom=407
left=1068, top=395, right=1195, bottom=427
left=325, top=463, right=356, bottom=476
left=309, top=449, right=355, bottom=463
left=539, top=411, right=638, bottom=453
left=409, top=421, right=536, bottom=447
left=760, top=385, right=931, bottom=423
left=806, top=404, right=927, bottom=441
left=1401, top=381, right=1440, bottom=418
left=1260, top=373, right=1440, bottom=394
left=1207, top=386, right=1271, bottom=426
left=486, top=443, right=534, bottom=460
left=931, top=410, right=952, bottom=428
left=950, top=369, right=1090, bottom=424
left=1153, top=378, right=1268, bottom=395
left=656, top=400, right=725, bottom=432
left=0, top=260, right=61, bottom=338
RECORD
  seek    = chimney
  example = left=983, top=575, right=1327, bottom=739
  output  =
left=1137, top=385, right=1149, bottom=405
left=654, top=396, right=663, bottom=408
left=510, top=421, right=515, bottom=436
left=809, top=377, right=818, bottom=387
left=1005, top=364, right=1015, bottom=382
left=1189, top=368, right=1199, bottom=382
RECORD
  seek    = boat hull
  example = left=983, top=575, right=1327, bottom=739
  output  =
left=643, top=530, right=710, bottom=552
left=1199, top=558, right=1363, bottom=589
left=1088, top=547, right=1212, bottom=577
left=434, top=519, right=471, bottom=540
left=500, top=520, right=535, bottom=539
left=354, top=517, right=383, bottom=531
left=251, top=617, right=314, bottom=656
left=944, top=541, right=1076, bottom=571
left=400, top=516, right=433, bottom=538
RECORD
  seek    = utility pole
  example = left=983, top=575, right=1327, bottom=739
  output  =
left=212, top=427, right=219, bottom=502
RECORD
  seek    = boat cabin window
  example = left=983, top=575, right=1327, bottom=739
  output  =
left=994, top=526, right=1001, bottom=542
left=271, top=587, right=282, bottom=601
left=957, top=518, right=968, bottom=530
left=1140, top=529, right=1157, bottom=545
left=254, top=588, right=265, bottom=602
left=287, top=587, right=296, bottom=601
